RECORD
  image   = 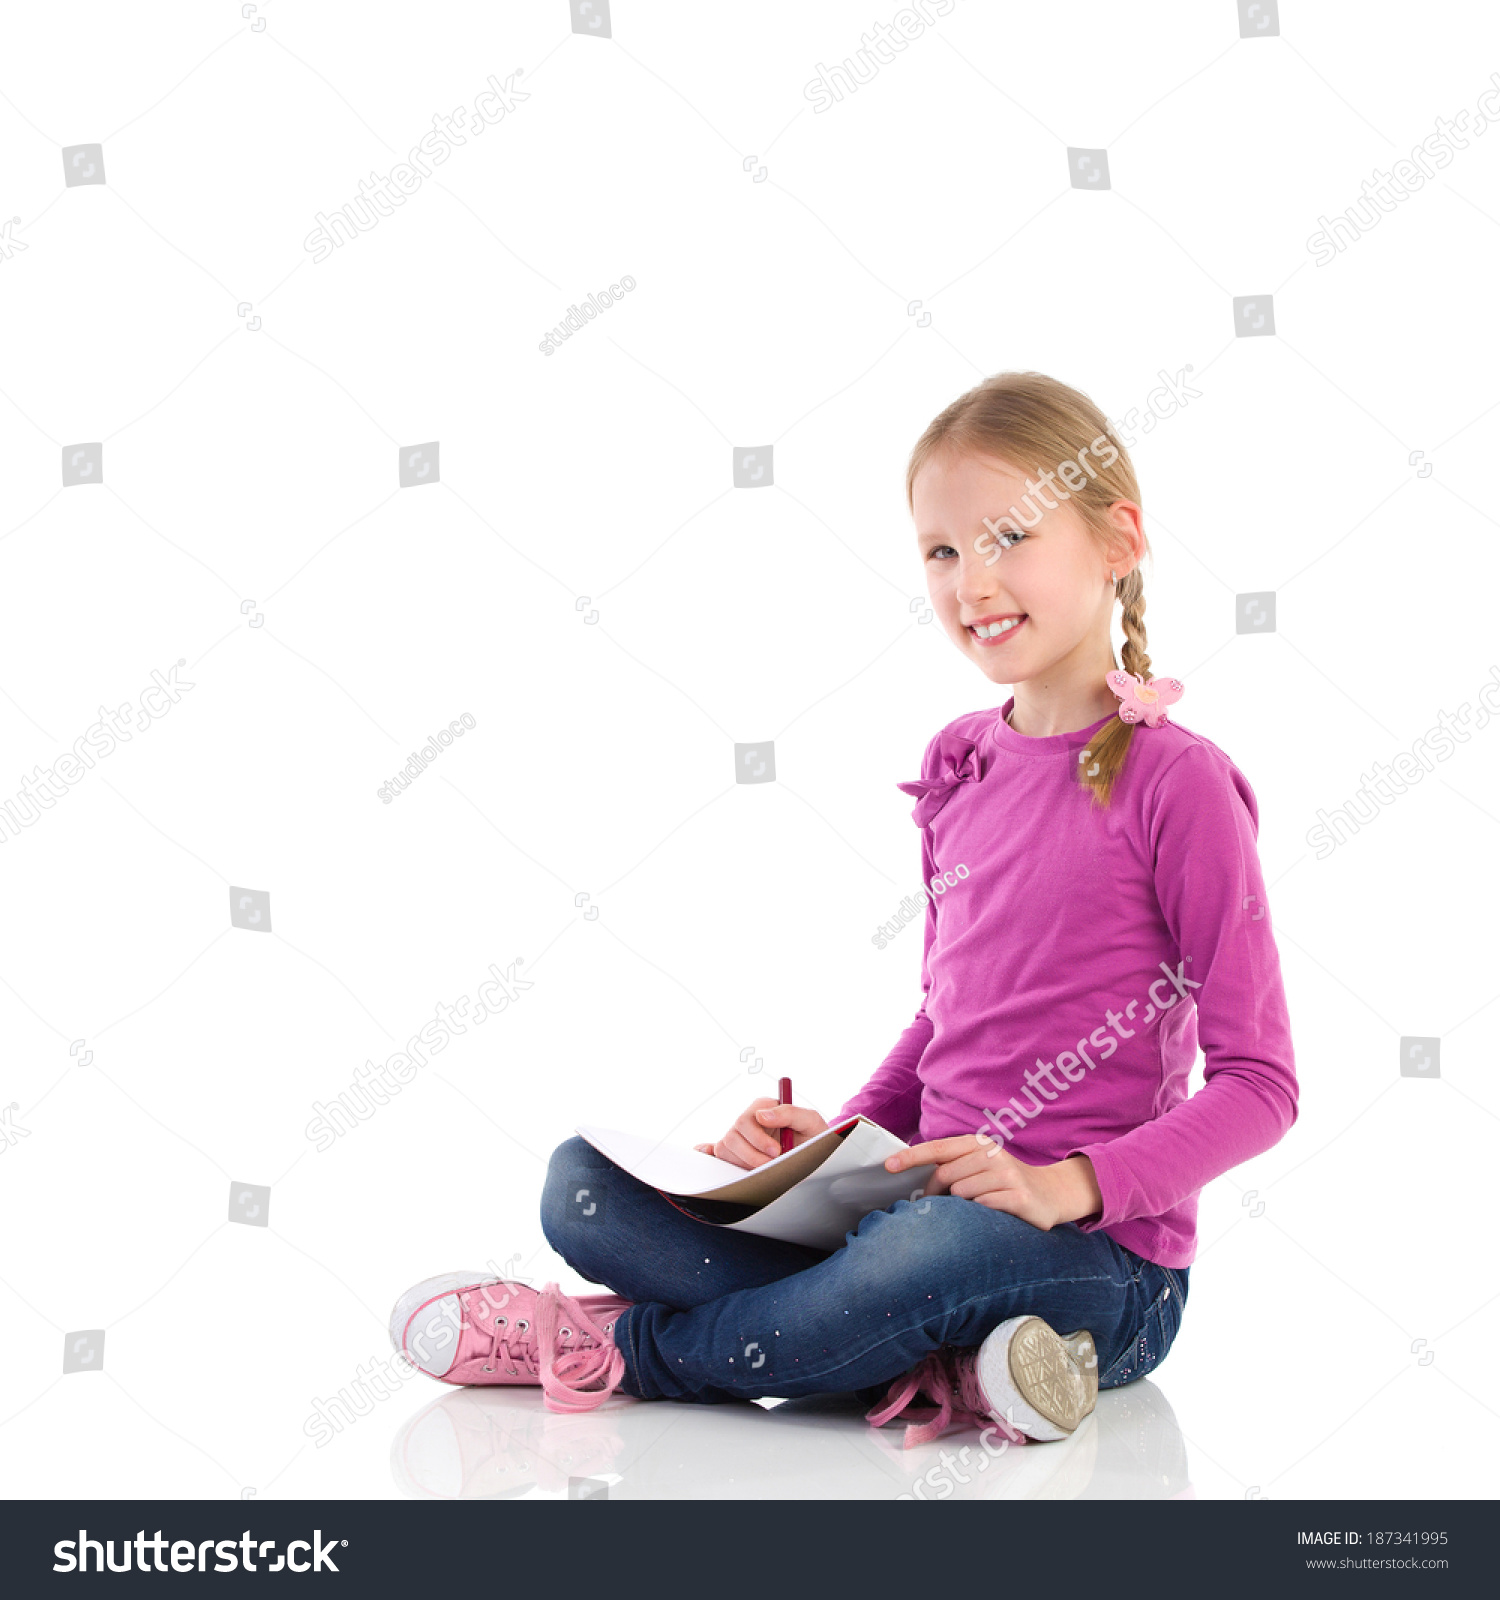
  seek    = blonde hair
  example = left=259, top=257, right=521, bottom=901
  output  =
left=906, top=371, right=1152, bottom=809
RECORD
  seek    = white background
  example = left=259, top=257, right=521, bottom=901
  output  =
left=0, top=0, right=1496, bottom=1500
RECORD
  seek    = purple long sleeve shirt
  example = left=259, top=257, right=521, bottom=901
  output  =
left=833, top=696, right=1299, bottom=1268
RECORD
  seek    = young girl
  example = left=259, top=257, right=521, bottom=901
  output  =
left=389, top=371, right=1299, bottom=1451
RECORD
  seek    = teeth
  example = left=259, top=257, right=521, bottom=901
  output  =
left=972, top=618, right=1023, bottom=637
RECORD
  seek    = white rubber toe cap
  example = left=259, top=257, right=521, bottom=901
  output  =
left=389, top=1271, right=492, bottom=1379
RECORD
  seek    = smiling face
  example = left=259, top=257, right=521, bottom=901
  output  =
left=911, top=447, right=1139, bottom=694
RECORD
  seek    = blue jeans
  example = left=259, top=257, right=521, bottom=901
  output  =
left=540, top=1136, right=1188, bottom=1406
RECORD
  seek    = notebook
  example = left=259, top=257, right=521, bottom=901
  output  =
left=573, top=1114, right=938, bottom=1251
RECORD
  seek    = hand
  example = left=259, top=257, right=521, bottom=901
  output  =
left=884, top=1133, right=1103, bottom=1231
left=694, top=1100, right=829, bottom=1170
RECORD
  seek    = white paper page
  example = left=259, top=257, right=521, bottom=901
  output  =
left=574, top=1120, right=850, bottom=1198
left=721, top=1121, right=938, bottom=1251
left=574, top=1124, right=743, bottom=1195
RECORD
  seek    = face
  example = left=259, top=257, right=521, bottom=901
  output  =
left=911, top=448, right=1136, bottom=691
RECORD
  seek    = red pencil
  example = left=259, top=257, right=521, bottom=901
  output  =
left=778, top=1076, right=794, bottom=1154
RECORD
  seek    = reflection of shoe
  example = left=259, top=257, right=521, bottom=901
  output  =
left=972, top=1412, right=1101, bottom=1501
left=391, top=1391, right=538, bottom=1499
left=867, top=1316, right=1098, bottom=1449
left=388, top=1269, right=633, bottom=1413
left=390, top=1389, right=627, bottom=1499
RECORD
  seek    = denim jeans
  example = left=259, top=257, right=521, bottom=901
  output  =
left=540, top=1136, right=1188, bottom=1406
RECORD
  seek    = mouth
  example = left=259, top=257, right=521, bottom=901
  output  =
left=965, top=614, right=1027, bottom=647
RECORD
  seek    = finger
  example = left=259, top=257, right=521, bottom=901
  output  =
left=742, top=1101, right=784, bottom=1155
left=917, top=1137, right=978, bottom=1165
left=975, top=1130, right=1011, bottom=1161
left=716, top=1135, right=753, bottom=1170
left=693, top=1142, right=716, bottom=1156
left=754, top=1105, right=826, bottom=1140
left=737, top=1115, right=782, bottom=1159
left=886, top=1136, right=969, bottom=1172
left=933, top=1138, right=1004, bottom=1180
left=949, top=1168, right=1010, bottom=1199
left=723, top=1127, right=772, bottom=1168
left=936, top=1150, right=993, bottom=1185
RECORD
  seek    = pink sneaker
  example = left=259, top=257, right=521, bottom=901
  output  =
left=866, top=1315, right=1098, bottom=1449
left=389, top=1270, right=635, bottom=1414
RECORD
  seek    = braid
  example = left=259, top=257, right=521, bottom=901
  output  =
left=1116, top=569, right=1151, bottom=681
left=1075, top=567, right=1152, bottom=811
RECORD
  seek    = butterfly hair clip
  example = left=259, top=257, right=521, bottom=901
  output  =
left=1105, top=669, right=1184, bottom=728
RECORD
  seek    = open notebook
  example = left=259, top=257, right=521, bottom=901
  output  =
left=574, top=1115, right=938, bottom=1251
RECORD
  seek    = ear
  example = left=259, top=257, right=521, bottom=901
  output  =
left=1101, top=500, right=1146, bottom=577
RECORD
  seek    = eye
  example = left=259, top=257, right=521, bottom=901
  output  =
left=926, top=544, right=958, bottom=561
left=990, top=529, right=1028, bottom=550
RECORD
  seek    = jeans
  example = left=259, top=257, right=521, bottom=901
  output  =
left=540, top=1136, right=1188, bottom=1406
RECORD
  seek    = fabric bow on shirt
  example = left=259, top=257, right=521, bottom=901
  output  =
left=896, top=726, right=986, bottom=829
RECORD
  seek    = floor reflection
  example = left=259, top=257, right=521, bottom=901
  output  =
left=390, top=1375, right=1192, bottom=1499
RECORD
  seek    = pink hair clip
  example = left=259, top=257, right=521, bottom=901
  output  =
left=1106, top=669, right=1184, bottom=728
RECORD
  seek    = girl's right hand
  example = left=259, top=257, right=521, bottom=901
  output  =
left=694, top=1099, right=829, bottom=1169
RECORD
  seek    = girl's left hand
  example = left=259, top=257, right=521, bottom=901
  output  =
left=885, top=1134, right=1102, bottom=1231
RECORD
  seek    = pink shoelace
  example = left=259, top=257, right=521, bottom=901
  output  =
left=467, top=1281, right=628, bottom=1413
left=865, top=1348, right=1029, bottom=1451
left=535, top=1283, right=628, bottom=1414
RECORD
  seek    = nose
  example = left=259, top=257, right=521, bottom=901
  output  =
left=954, top=547, right=1007, bottom=611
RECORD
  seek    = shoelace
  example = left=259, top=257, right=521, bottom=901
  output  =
left=535, top=1282, right=625, bottom=1413
left=463, top=1280, right=625, bottom=1412
left=465, top=1281, right=541, bottom=1379
left=865, top=1349, right=1029, bottom=1451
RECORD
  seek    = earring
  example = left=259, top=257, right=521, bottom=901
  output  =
left=1110, top=570, right=1116, bottom=585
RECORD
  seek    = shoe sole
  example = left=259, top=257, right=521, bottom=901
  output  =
left=1008, top=1317, right=1098, bottom=1434
left=977, top=1315, right=1098, bottom=1440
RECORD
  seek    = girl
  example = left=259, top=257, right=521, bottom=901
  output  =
left=389, top=371, right=1299, bottom=1452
